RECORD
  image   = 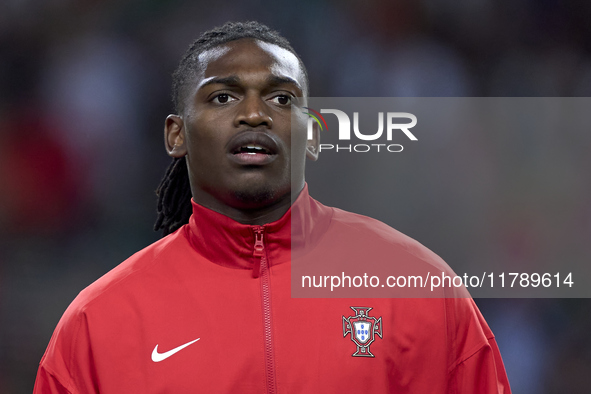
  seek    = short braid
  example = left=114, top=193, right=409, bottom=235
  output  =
left=154, top=158, right=192, bottom=236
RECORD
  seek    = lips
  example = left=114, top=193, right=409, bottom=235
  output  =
left=227, top=131, right=279, bottom=165
left=234, top=144, right=271, bottom=155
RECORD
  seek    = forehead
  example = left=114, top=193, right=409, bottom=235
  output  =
left=195, top=38, right=305, bottom=90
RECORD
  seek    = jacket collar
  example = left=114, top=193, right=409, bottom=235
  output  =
left=184, top=184, right=332, bottom=271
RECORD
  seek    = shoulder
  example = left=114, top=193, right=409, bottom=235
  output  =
left=322, top=203, right=452, bottom=274
left=64, top=227, right=191, bottom=318
left=38, top=229, right=191, bottom=382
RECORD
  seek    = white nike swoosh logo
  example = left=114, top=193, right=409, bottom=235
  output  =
left=151, top=338, right=200, bottom=362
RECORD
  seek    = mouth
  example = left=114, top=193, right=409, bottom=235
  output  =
left=232, top=144, right=273, bottom=155
left=227, top=131, right=279, bottom=166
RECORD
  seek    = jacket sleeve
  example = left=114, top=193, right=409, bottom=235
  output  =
left=34, top=301, right=96, bottom=394
left=446, top=298, right=512, bottom=393
left=34, top=364, right=73, bottom=394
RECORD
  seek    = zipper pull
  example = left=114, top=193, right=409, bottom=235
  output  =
left=252, top=226, right=265, bottom=278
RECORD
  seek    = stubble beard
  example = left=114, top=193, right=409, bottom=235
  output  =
left=233, top=184, right=279, bottom=207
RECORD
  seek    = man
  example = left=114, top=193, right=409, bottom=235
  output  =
left=35, top=21, right=511, bottom=393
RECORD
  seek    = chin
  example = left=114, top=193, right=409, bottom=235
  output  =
left=233, top=185, right=275, bottom=206
left=231, top=182, right=289, bottom=209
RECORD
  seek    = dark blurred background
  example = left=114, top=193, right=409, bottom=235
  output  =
left=1, top=0, right=591, bottom=392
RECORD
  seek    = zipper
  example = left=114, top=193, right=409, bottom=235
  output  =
left=252, top=226, right=277, bottom=394
left=252, top=227, right=265, bottom=278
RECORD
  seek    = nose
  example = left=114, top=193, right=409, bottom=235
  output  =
left=234, top=94, right=273, bottom=128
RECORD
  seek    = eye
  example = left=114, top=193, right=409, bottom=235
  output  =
left=270, top=95, right=292, bottom=105
left=212, top=93, right=236, bottom=104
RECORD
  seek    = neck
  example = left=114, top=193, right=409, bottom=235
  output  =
left=191, top=183, right=304, bottom=225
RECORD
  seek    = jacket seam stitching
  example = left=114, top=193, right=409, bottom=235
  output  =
left=40, top=361, right=76, bottom=394
left=77, top=235, right=176, bottom=311
left=447, top=340, right=489, bottom=374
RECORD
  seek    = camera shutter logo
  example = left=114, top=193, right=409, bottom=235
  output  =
left=342, top=307, right=383, bottom=357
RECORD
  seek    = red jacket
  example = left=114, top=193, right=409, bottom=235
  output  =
left=35, top=186, right=511, bottom=393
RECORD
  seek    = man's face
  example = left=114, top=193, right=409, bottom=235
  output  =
left=166, top=38, right=316, bottom=214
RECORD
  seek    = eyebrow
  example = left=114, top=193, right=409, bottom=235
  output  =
left=199, top=76, right=241, bottom=90
left=198, top=75, right=303, bottom=92
left=266, top=75, right=302, bottom=91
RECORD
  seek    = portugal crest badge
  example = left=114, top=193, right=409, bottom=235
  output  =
left=342, top=307, right=383, bottom=357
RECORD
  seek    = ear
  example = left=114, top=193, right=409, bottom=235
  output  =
left=164, top=115, right=187, bottom=158
left=306, top=120, right=320, bottom=161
